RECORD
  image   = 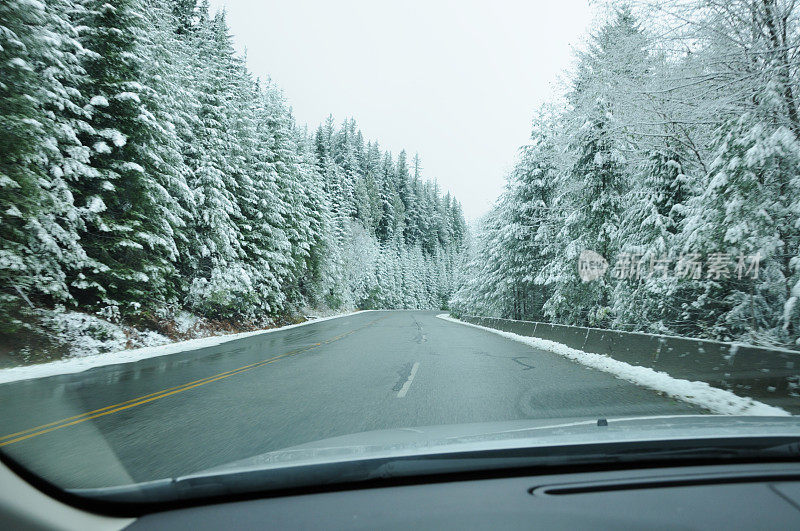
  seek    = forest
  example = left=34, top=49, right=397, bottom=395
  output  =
left=451, top=1, right=800, bottom=349
left=4, top=0, right=799, bottom=356
left=0, top=0, right=467, bottom=339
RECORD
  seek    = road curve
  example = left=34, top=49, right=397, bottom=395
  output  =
left=0, top=310, right=700, bottom=488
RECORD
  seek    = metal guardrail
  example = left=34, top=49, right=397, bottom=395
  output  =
left=458, top=315, right=800, bottom=414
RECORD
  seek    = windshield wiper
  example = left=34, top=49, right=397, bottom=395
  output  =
left=68, top=436, right=800, bottom=506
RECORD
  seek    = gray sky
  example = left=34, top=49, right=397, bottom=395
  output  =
left=208, top=0, right=594, bottom=220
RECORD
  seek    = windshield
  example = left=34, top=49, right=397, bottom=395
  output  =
left=1, top=0, right=799, bottom=505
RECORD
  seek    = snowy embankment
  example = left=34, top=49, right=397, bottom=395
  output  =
left=0, top=311, right=369, bottom=385
left=437, top=314, right=790, bottom=417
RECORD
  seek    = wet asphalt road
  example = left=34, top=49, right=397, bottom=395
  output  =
left=0, top=310, right=699, bottom=488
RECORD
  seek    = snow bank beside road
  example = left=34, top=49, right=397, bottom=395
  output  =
left=0, top=311, right=369, bottom=385
left=437, top=314, right=790, bottom=416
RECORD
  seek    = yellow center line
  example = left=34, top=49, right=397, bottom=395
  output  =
left=0, top=316, right=385, bottom=447
left=0, top=359, right=278, bottom=442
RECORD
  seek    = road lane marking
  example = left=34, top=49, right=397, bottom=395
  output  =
left=396, top=361, right=420, bottom=398
left=0, top=316, right=388, bottom=447
left=0, top=351, right=305, bottom=446
left=0, top=359, right=283, bottom=442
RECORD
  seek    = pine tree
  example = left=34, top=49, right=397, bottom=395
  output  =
left=612, top=146, right=691, bottom=333
left=543, top=100, right=626, bottom=326
left=0, top=0, right=89, bottom=328
left=681, top=109, right=800, bottom=342
left=182, top=8, right=248, bottom=317
left=72, top=0, right=183, bottom=314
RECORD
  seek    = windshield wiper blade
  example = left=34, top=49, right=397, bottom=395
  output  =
left=68, top=436, right=800, bottom=504
left=602, top=441, right=800, bottom=461
left=367, top=438, right=800, bottom=478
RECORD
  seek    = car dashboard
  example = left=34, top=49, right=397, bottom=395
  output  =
left=127, top=462, right=800, bottom=529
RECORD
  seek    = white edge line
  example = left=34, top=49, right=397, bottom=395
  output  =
left=397, top=362, right=420, bottom=398
left=0, top=310, right=375, bottom=385
left=435, top=314, right=790, bottom=417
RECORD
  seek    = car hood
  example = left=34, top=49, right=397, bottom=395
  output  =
left=69, top=414, right=799, bottom=502
left=197, top=414, right=800, bottom=476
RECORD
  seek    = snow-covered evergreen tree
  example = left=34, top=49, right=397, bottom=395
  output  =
left=452, top=1, right=800, bottom=348
left=72, top=0, right=184, bottom=314
left=0, top=0, right=469, bottom=333
left=0, top=0, right=88, bottom=329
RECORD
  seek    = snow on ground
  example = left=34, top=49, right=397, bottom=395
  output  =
left=46, top=311, right=135, bottom=358
left=174, top=311, right=203, bottom=336
left=437, top=314, right=790, bottom=416
left=0, top=311, right=370, bottom=385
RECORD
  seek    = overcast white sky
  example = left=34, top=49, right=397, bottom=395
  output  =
left=207, top=0, right=595, bottom=220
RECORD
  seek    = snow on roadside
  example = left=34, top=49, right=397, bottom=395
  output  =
left=174, top=311, right=203, bottom=336
left=47, top=311, right=134, bottom=357
left=436, top=314, right=790, bottom=416
left=0, top=311, right=370, bottom=385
